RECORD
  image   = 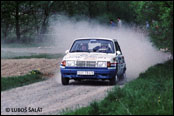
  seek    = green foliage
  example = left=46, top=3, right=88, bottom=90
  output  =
left=10, top=53, right=64, bottom=59
left=29, top=70, right=42, bottom=75
left=1, top=70, right=45, bottom=91
left=64, top=60, right=173, bottom=115
left=1, top=1, right=135, bottom=43
left=131, top=1, right=173, bottom=54
left=1, top=1, right=173, bottom=54
left=88, top=101, right=100, bottom=115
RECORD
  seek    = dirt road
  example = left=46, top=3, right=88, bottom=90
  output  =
left=1, top=59, right=124, bottom=115
left=1, top=77, right=117, bottom=115
left=1, top=50, right=170, bottom=115
left=1, top=58, right=61, bottom=77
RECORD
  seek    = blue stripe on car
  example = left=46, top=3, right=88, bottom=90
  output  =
left=60, top=67, right=116, bottom=79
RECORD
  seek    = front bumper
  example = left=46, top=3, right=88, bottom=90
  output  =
left=60, top=67, right=116, bottom=79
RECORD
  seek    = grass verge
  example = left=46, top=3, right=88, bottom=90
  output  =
left=12, top=53, right=64, bottom=59
left=1, top=43, right=50, bottom=48
left=1, top=70, right=46, bottom=91
left=1, top=53, right=64, bottom=59
left=63, top=60, right=173, bottom=115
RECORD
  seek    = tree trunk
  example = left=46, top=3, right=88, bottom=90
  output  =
left=4, top=24, right=9, bottom=42
left=15, top=1, right=20, bottom=41
left=106, top=1, right=110, bottom=13
left=88, top=1, right=92, bottom=18
left=40, top=12, right=48, bottom=34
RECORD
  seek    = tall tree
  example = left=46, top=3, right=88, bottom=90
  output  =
left=15, top=1, right=20, bottom=40
left=131, top=1, right=173, bottom=53
left=40, top=1, right=55, bottom=34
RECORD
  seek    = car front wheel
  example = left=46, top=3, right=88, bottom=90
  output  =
left=109, top=76, right=116, bottom=85
left=61, top=77, right=69, bottom=85
left=118, top=72, right=126, bottom=81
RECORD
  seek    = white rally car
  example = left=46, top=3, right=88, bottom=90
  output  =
left=60, top=37, right=126, bottom=85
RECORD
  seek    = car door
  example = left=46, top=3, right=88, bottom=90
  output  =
left=114, top=41, right=126, bottom=76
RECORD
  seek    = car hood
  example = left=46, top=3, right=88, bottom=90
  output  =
left=63, top=52, right=115, bottom=62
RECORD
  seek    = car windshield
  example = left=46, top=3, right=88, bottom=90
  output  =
left=70, top=39, right=115, bottom=53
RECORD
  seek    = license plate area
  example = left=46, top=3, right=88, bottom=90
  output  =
left=77, top=71, right=94, bottom=75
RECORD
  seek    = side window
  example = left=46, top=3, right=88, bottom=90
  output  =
left=115, top=42, right=122, bottom=55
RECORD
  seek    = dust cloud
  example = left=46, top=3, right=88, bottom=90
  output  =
left=54, top=71, right=62, bottom=84
left=1, top=14, right=171, bottom=82
left=50, top=15, right=170, bottom=82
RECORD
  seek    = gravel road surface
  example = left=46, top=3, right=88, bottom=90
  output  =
left=1, top=58, right=126, bottom=115
left=1, top=77, right=120, bottom=115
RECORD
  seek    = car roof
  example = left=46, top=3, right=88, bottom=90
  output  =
left=74, top=37, right=118, bottom=42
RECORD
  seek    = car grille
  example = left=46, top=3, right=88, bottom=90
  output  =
left=76, top=61, right=96, bottom=67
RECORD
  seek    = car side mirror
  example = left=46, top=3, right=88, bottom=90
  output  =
left=116, top=51, right=121, bottom=55
left=65, top=50, right=69, bottom=54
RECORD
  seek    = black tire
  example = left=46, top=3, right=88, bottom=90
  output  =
left=61, top=77, right=69, bottom=85
left=109, top=76, right=116, bottom=85
left=118, top=72, right=126, bottom=81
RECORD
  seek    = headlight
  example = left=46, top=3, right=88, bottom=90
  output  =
left=61, top=60, right=66, bottom=66
left=66, top=60, right=75, bottom=67
left=97, top=61, right=107, bottom=67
